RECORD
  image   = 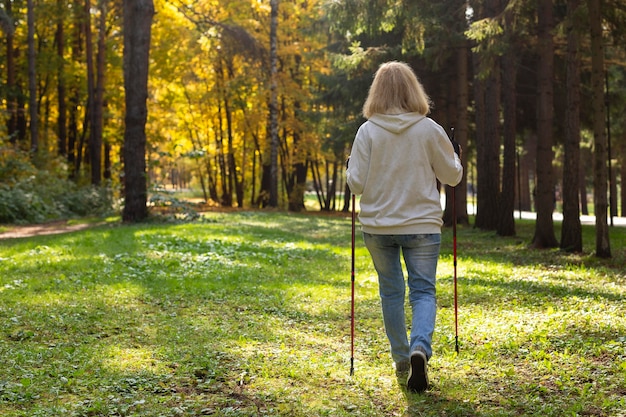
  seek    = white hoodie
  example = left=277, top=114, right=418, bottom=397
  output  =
left=346, top=113, right=463, bottom=235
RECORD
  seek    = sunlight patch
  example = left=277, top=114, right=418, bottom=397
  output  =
left=103, top=345, right=164, bottom=373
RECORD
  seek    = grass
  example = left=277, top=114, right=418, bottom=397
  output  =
left=0, top=211, right=625, bottom=417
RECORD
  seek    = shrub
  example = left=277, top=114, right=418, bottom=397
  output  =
left=0, top=147, right=114, bottom=224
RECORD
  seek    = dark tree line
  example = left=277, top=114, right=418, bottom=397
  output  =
left=325, top=0, right=626, bottom=257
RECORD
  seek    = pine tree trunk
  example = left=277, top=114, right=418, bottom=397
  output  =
left=122, top=0, right=154, bottom=222
left=472, top=1, right=500, bottom=231
left=454, top=40, right=469, bottom=226
left=560, top=0, right=583, bottom=252
left=498, top=44, right=517, bottom=237
left=587, top=0, right=611, bottom=257
left=531, top=0, right=558, bottom=249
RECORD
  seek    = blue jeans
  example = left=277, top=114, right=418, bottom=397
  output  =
left=363, top=233, right=441, bottom=365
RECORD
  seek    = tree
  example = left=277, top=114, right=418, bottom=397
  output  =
left=27, top=0, right=38, bottom=152
left=55, top=0, right=68, bottom=158
left=91, top=0, right=108, bottom=185
left=497, top=3, right=517, bottom=237
left=469, top=0, right=502, bottom=231
left=3, top=1, right=20, bottom=144
left=587, top=0, right=610, bottom=257
left=122, top=0, right=154, bottom=222
left=531, top=0, right=558, bottom=249
left=560, top=0, right=583, bottom=252
left=267, top=0, right=279, bottom=207
left=443, top=0, right=470, bottom=228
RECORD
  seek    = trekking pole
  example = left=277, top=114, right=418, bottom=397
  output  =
left=450, top=127, right=459, bottom=354
left=350, top=192, right=356, bottom=375
left=452, top=177, right=459, bottom=354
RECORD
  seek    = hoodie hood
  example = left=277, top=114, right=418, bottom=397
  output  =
left=368, top=113, right=426, bottom=134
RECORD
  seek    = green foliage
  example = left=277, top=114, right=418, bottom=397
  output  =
left=0, top=177, right=114, bottom=224
left=0, top=148, right=114, bottom=224
left=0, top=148, right=37, bottom=185
left=0, top=212, right=624, bottom=416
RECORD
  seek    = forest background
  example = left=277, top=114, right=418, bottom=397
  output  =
left=1, top=0, right=626, bottom=257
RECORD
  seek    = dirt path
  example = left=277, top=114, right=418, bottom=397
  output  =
left=0, top=221, right=102, bottom=240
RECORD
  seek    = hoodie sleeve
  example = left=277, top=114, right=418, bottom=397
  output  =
left=346, top=123, right=370, bottom=195
left=429, top=124, right=463, bottom=187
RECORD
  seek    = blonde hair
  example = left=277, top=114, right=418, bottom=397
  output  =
left=362, top=61, right=431, bottom=119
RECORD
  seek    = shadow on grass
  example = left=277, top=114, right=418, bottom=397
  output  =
left=440, top=273, right=624, bottom=308
left=393, top=377, right=486, bottom=417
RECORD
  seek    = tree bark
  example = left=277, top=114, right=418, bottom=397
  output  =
left=91, top=0, right=108, bottom=185
left=472, top=1, right=500, bottom=231
left=498, top=42, right=517, bottom=237
left=587, top=0, right=611, bottom=257
left=560, top=0, right=583, bottom=252
left=27, top=0, right=38, bottom=153
left=268, top=0, right=279, bottom=207
left=55, top=0, right=68, bottom=157
left=454, top=40, right=470, bottom=226
left=68, top=0, right=83, bottom=180
left=531, top=0, right=558, bottom=249
left=122, top=0, right=154, bottom=222
left=84, top=0, right=96, bottom=179
left=579, top=145, right=590, bottom=215
left=4, top=0, right=19, bottom=144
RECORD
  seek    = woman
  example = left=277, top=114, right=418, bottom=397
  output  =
left=346, top=61, right=462, bottom=393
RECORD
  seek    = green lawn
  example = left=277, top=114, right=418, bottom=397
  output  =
left=1, top=212, right=625, bottom=416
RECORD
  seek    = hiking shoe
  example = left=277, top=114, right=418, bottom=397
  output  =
left=394, top=360, right=410, bottom=377
left=407, top=348, right=428, bottom=393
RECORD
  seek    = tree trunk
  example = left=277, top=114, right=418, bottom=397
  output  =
left=85, top=0, right=96, bottom=176
left=224, top=58, right=244, bottom=207
left=454, top=40, right=470, bottom=226
left=287, top=126, right=308, bottom=212
left=475, top=61, right=500, bottom=231
left=56, top=0, right=68, bottom=157
left=3, top=1, right=19, bottom=144
left=104, top=141, right=111, bottom=179
left=472, top=55, right=488, bottom=227
left=287, top=55, right=307, bottom=212
left=443, top=39, right=470, bottom=227
left=472, top=0, right=500, bottom=231
left=225, top=97, right=239, bottom=207
left=68, top=0, right=83, bottom=180
left=215, top=91, right=231, bottom=206
left=257, top=163, right=272, bottom=208
left=579, top=146, right=590, bottom=215
left=27, top=0, right=38, bottom=153
left=587, top=0, right=611, bottom=257
left=531, top=0, right=558, bottom=249
left=122, top=0, right=154, bottom=222
left=268, top=0, right=279, bottom=207
left=560, top=0, right=583, bottom=252
left=498, top=40, right=517, bottom=237
left=91, top=0, right=108, bottom=185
